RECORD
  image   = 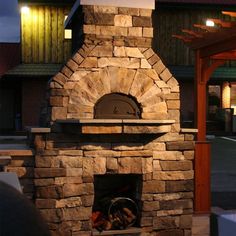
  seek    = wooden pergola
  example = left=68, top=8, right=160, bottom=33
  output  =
left=173, top=11, right=236, bottom=214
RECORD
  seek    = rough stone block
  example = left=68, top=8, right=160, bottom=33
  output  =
left=82, top=158, right=94, bottom=177
left=123, top=125, right=171, bottom=134
left=148, top=54, right=160, bottom=66
left=56, top=197, right=82, bottom=208
left=82, top=125, right=122, bottom=134
left=114, top=46, right=126, bottom=57
left=160, top=161, right=193, bottom=171
left=94, top=157, right=106, bottom=174
left=66, top=168, right=83, bottom=177
left=83, top=24, right=96, bottom=34
left=35, top=168, right=66, bottom=178
left=166, top=141, right=195, bottom=151
left=143, top=27, right=154, bottom=38
left=168, top=110, right=180, bottom=122
left=36, top=199, right=56, bottom=209
left=118, top=7, right=139, bottom=16
left=141, top=112, right=168, bottom=120
left=58, top=150, right=83, bottom=156
left=143, top=102, right=167, bottom=113
left=133, top=16, right=152, bottom=27
left=94, top=6, right=118, bottom=14
left=166, top=180, right=194, bottom=192
left=180, top=215, right=192, bottom=228
left=143, top=201, right=160, bottom=211
left=35, top=156, right=59, bottom=168
left=51, top=107, right=67, bottom=121
left=160, top=68, right=172, bottom=82
left=79, top=57, right=98, bottom=68
left=143, top=48, right=155, bottom=59
left=63, top=183, right=93, bottom=197
left=61, top=66, right=73, bottom=78
left=184, top=151, right=194, bottom=160
left=140, top=217, right=153, bottom=227
left=142, top=157, right=153, bottom=173
left=40, top=209, right=63, bottom=223
left=130, top=157, right=143, bottom=173
left=167, top=100, right=181, bottom=109
left=141, top=59, right=152, bottom=68
left=160, top=199, right=193, bottom=211
left=114, top=15, right=132, bottom=27
left=63, top=207, right=91, bottom=221
left=50, top=96, right=68, bottom=107
left=143, top=180, right=165, bottom=193
left=34, top=178, right=55, bottom=187
left=140, top=9, right=153, bottom=17
left=66, top=59, right=79, bottom=72
left=153, top=170, right=194, bottom=180
left=72, top=53, right=84, bottom=65
left=118, top=157, right=131, bottom=173
left=153, top=60, right=166, bottom=74
left=53, top=72, right=67, bottom=85
left=37, top=186, right=63, bottom=199
left=106, top=157, right=118, bottom=172
left=125, top=47, right=144, bottom=58
left=153, top=216, right=179, bottom=230
left=89, top=45, right=113, bottom=57
left=120, top=150, right=152, bottom=157
left=128, top=27, right=143, bottom=37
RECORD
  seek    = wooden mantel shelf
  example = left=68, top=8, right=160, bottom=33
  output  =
left=57, top=119, right=175, bottom=134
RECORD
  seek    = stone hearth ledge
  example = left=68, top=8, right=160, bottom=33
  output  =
left=57, top=119, right=176, bottom=134
left=57, top=119, right=175, bottom=124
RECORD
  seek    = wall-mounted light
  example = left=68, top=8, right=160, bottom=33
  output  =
left=21, top=6, right=30, bottom=15
left=206, top=19, right=215, bottom=27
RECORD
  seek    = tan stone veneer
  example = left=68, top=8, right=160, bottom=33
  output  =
left=33, top=4, right=195, bottom=236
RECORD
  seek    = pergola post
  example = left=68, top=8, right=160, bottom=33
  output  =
left=194, top=50, right=211, bottom=213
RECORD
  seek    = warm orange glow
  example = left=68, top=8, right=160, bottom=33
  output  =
left=222, top=82, right=231, bottom=108
left=21, top=6, right=30, bottom=15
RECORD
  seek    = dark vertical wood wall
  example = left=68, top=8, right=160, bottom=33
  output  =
left=21, top=6, right=72, bottom=63
left=153, top=7, right=232, bottom=66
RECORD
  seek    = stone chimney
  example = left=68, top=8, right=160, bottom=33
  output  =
left=82, top=1, right=154, bottom=48
left=34, top=1, right=195, bottom=235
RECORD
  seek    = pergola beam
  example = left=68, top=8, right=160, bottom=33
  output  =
left=198, top=35, right=236, bottom=58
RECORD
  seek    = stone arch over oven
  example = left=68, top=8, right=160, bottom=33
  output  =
left=49, top=44, right=180, bottom=123
left=66, top=66, right=170, bottom=120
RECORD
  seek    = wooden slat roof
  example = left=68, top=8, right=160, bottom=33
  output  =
left=173, top=11, right=236, bottom=58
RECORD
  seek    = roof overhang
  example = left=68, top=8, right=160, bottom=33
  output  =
left=18, top=0, right=76, bottom=6
left=2, top=64, right=62, bottom=79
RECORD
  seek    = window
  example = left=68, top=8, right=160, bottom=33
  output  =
left=64, top=15, right=72, bottom=39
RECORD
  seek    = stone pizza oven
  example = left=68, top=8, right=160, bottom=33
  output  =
left=31, top=1, right=195, bottom=235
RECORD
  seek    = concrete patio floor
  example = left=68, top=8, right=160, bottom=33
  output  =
left=211, top=136, right=236, bottom=209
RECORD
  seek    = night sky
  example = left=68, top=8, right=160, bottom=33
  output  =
left=0, top=0, right=20, bottom=42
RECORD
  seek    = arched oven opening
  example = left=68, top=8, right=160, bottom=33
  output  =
left=94, top=93, right=141, bottom=119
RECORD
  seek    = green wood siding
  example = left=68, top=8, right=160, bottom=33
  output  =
left=21, top=6, right=72, bottom=63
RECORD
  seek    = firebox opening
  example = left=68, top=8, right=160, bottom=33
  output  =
left=94, top=93, right=141, bottom=119
left=92, top=174, right=142, bottom=232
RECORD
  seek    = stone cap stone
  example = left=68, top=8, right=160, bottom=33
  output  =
left=180, top=128, right=198, bottom=133
left=80, top=0, right=155, bottom=9
left=57, top=119, right=175, bottom=124
left=29, top=127, right=51, bottom=133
